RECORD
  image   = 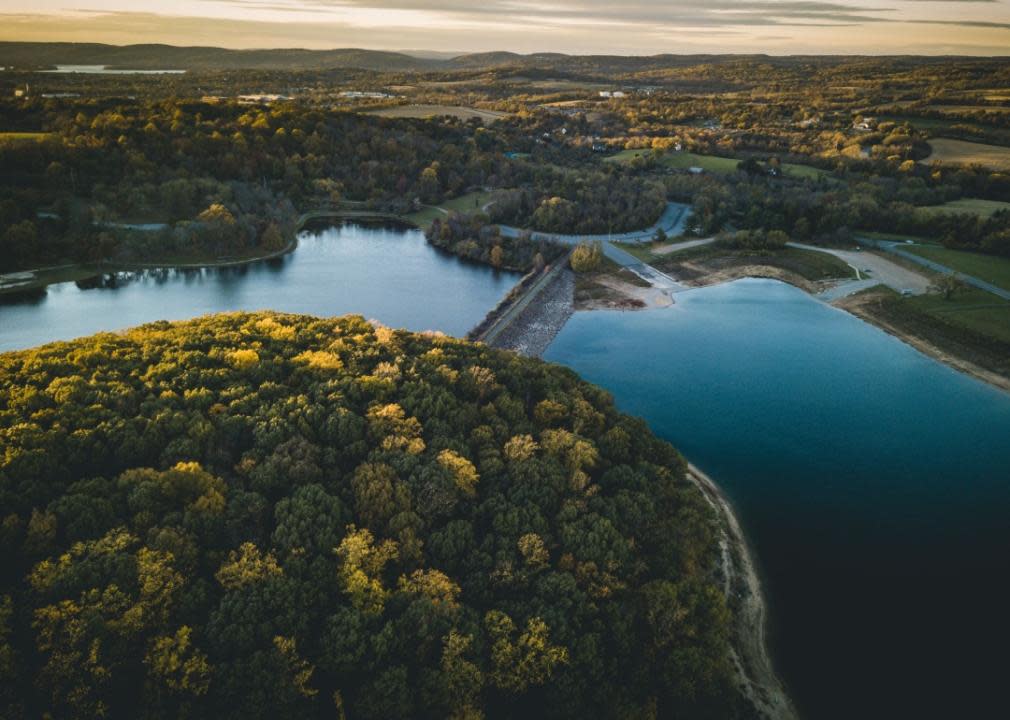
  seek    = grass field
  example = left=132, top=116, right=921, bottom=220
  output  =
left=605, top=149, right=828, bottom=178
left=919, top=198, right=1010, bottom=219
left=364, top=105, right=507, bottom=122
left=903, top=245, right=1010, bottom=293
left=402, top=190, right=493, bottom=229
left=0, top=132, right=51, bottom=143
left=928, top=105, right=1010, bottom=116
left=925, top=138, right=1010, bottom=171
left=904, top=289, right=1010, bottom=345
left=653, top=245, right=854, bottom=281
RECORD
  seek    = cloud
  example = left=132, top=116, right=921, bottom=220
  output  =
left=2, top=0, right=1009, bottom=54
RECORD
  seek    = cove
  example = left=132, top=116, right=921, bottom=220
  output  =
left=545, top=278, right=1010, bottom=719
left=0, top=222, right=520, bottom=353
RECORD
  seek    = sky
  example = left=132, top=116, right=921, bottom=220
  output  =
left=1, top=0, right=1009, bottom=56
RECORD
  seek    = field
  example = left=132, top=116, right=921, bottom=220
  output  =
left=904, top=289, right=1010, bottom=345
left=924, top=138, right=1010, bottom=171
left=605, top=149, right=828, bottom=178
left=653, top=245, right=855, bottom=282
left=363, top=104, right=508, bottom=122
left=919, top=198, right=1010, bottom=219
left=402, top=190, right=493, bottom=229
left=0, top=132, right=51, bottom=143
left=928, top=105, right=1010, bottom=116
left=903, top=245, right=1010, bottom=293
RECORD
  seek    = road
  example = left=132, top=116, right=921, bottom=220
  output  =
left=787, top=242, right=932, bottom=300
left=652, top=237, right=716, bottom=255
left=497, top=201, right=691, bottom=245
left=857, top=237, right=1010, bottom=301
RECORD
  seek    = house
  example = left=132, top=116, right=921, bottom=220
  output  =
left=598, top=91, right=626, bottom=99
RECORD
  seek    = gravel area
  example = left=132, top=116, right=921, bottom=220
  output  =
left=487, top=267, right=574, bottom=357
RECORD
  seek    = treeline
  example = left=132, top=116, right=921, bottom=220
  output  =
left=487, top=172, right=667, bottom=235
left=669, top=164, right=1010, bottom=254
left=0, top=312, right=747, bottom=719
left=0, top=96, right=670, bottom=272
left=426, top=212, right=564, bottom=271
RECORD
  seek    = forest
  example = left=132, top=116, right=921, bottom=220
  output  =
left=4, top=51, right=1010, bottom=275
left=0, top=313, right=747, bottom=719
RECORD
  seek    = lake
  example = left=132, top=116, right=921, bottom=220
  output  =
left=6, top=226, right=1010, bottom=717
left=40, top=65, right=186, bottom=74
left=0, top=222, right=519, bottom=352
left=545, top=278, right=1010, bottom=719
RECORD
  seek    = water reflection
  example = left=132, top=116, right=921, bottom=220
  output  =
left=1, top=223, right=521, bottom=351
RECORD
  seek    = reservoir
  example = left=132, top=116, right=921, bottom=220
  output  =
left=40, top=65, right=186, bottom=74
left=0, top=222, right=519, bottom=352
left=5, top=224, right=1010, bottom=717
left=545, top=278, right=1010, bottom=719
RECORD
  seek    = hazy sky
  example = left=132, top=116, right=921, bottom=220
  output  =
left=2, top=1, right=1009, bottom=55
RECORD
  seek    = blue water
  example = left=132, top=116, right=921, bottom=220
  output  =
left=546, top=278, right=1010, bottom=719
left=0, top=223, right=519, bottom=352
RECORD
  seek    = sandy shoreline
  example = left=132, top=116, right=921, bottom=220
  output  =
left=687, top=464, right=799, bottom=720
left=834, top=291, right=1010, bottom=395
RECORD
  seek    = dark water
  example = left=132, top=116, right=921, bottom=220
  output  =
left=0, top=223, right=520, bottom=352
left=545, top=278, right=1010, bottom=719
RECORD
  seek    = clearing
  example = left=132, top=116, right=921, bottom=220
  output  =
left=606, top=149, right=828, bottom=178
left=924, top=138, right=1010, bottom=171
left=364, top=104, right=508, bottom=122
left=903, top=245, right=1010, bottom=294
left=918, top=198, right=1010, bottom=219
left=0, top=132, right=51, bottom=143
left=402, top=190, right=494, bottom=230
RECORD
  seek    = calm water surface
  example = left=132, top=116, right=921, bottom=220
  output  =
left=0, top=223, right=519, bottom=352
left=546, top=278, right=1010, bottom=719
left=40, top=65, right=186, bottom=74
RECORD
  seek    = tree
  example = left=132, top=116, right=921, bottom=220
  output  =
left=931, top=274, right=967, bottom=301
left=570, top=242, right=603, bottom=273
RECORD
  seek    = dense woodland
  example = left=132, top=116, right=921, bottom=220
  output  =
left=4, top=52, right=1010, bottom=273
left=0, top=313, right=747, bottom=719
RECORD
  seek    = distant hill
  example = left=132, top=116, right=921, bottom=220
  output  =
left=1, top=42, right=1000, bottom=75
left=0, top=42, right=439, bottom=72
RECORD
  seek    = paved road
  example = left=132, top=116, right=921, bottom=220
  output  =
left=857, top=237, right=1010, bottom=301
left=652, top=237, right=716, bottom=255
left=497, top=201, right=691, bottom=245
left=787, top=242, right=932, bottom=298
left=496, top=202, right=694, bottom=292
left=597, top=240, right=686, bottom=290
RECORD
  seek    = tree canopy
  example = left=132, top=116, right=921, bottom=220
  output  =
left=0, top=312, right=746, bottom=719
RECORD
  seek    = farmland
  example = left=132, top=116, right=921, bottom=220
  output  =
left=363, top=104, right=508, bottom=122
left=606, top=149, right=828, bottom=178
left=919, top=198, right=1010, bottom=218
left=925, top=138, right=1010, bottom=171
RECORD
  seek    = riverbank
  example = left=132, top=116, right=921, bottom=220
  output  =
left=0, top=209, right=410, bottom=296
left=687, top=463, right=798, bottom=720
left=835, top=289, right=1010, bottom=394
left=575, top=247, right=1010, bottom=396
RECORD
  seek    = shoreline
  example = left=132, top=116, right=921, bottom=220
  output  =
left=1, top=209, right=416, bottom=295
left=834, top=291, right=1010, bottom=395
left=510, top=268, right=797, bottom=719
left=579, top=260, right=1010, bottom=396
left=686, top=463, right=798, bottom=720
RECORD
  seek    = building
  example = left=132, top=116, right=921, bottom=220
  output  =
left=598, top=90, right=626, bottom=99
